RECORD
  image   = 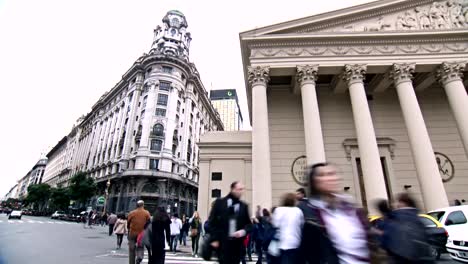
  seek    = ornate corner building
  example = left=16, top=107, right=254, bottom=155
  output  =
left=42, top=10, right=223, bottom=215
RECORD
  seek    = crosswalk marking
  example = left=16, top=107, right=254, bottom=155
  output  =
left=28, top=220, right=35, bottom=223
left=8, top=220, right=14, bottom=223
left=48, top=221, right=54, bottom=224
left=37, top=221, right=44, bottom=224
left=0, top=220, right=3, bottom=223
left=17, top=220, right=24, bottom=223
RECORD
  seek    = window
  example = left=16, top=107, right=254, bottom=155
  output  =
left=162, top=66, right=173, bottom=74
left=143, top=95, right=148, bottom=108
left=211, top=172, right=222, bottom=181
left=177, top=101, right=181, bottom=112
left=149, top=159, right=159, bottom=170
left=428, top=211, right=445, bottom=222
left=419, top=217, right=437, bottom=228
left=187, top=151, right=191, bottom=162
left=153, top=124, right=164, bottom=137
left=172, top=144, right=177, bottom=155
left=190, top=114, right=194, bottom=124
left=155, top=108, right=166, bottom=117
left=181, top=122, right=184, bottom=128
left=192, top=102, right=195, bottom=111
left=141, top=110, right=145, bottom=120
left=160, top=81, right=171, bottom=91
left=157, top=94, right=168, bottom=106
left=150, top=139, right=163, bottom=151
left=212, top=189, right=221, bottom=198
left=445, top=211, right=467, bottom=225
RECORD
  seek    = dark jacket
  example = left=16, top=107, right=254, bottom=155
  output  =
left=382, top=208, right=431, bottom=261
left=208, top=193, right=252, bottom=243
left=151, top=218, right=171, bottom=252
left=297, top=199, right=371, bottom=264
left=190, top=217, right=202, bottom=234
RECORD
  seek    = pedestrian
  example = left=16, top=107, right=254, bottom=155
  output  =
left=101, top=212, right=108, bottom=226
left=108, top=212, right=118, bottom=236
left=169, top=213, right=182, bottom=253
left=251, top=216, right=265, bottom=264
left=298, top=162, right=371, bottom=264
left=272, top=193, right=304, bottom=264
left=88, top=210, right=94, bottom=228
left=189, top=211, right=202, bottom=257
left=127, top=200, right=151, bottom=264
left=255, top=205, right=262, bottom=218
left=180, top=215, right=189, bottom=246
left=149, top=207, right=171, bottom=264
left=81, top=212, right=87, bottom=228
left=208, top=181, right=252, bottom=264
left=295, top=188, right=307, bottom=202
left=114, top=213, right=128, bottom=249
left=261, top=209, right=279, bottom=264
left=380, top=193, right=431, bottom=264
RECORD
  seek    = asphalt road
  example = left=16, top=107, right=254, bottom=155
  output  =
left=0, top=214, right=460, bottom=264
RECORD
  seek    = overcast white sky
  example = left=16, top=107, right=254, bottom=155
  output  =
left=0, top=0, right=372, bottom=196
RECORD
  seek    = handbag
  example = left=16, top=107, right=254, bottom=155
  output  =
left=190, top=228, right=199, bottom=237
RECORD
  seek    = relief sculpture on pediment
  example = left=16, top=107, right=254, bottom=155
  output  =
left=322, top=0, right=468, bottom=32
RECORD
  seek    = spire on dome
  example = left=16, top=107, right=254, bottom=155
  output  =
left=151, top=10, right=192, bottom=60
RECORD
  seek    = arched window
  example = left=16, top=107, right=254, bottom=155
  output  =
left=153, top=124, right=164, bottom=137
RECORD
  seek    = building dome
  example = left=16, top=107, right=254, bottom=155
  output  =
left=151, top=10, right=191, bottom=60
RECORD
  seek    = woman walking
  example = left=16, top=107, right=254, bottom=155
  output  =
left=113, top=214, right=127, bottom=249
left=149, top=207, right=171, bottom=264
left=189, top=211, right=202, bottom=257
left=272, top=193, right=304, bottom=264
left=298, top=162, right=371, bottom=264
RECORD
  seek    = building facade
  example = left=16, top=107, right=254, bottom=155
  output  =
left=15, top=159, right=48, bottom=199
left=43, top=10, right=223, bottom=215
left=198, top=0, right=468, bottom=219
left=210, top=89, right=243, bottom=131
left=3, top=184, right=18, bottom=201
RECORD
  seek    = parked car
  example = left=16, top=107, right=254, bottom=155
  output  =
left=370, top=214, right=448, bottom=260
left=8, top=210, right=22, bottom=220
left=51, top=211, right=66, bottom=219
left=428, top=205, right=468, bottom=262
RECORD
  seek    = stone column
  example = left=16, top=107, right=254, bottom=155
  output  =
left=436, top=62, right=468, bottom=158
left=122, top=74, right=144, bottom=168
left=248, top=66, right=272, bottom=213
left=297, top=65, right=326, bottom=165
left=345, top=64, right=388, bottom=213
left=390, top=63, right=449, bottom=211
left=198, top=160, right=210, bottom=221
left=135, top=81, right=158, bottom=170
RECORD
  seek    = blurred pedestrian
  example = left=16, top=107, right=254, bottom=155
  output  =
left=108, top=212, right=118, bottom=236
left=148, top=207, right=171, bottom=264
left=101, top=212, right=108, bottom=226
left=296, top=188, right=307, bottom=202
left=114, top=213, right=128, bottom=249
left=88, top=210, right=94, bottom=228
left=381, top=193, right=431, bottom=264
left=127, top=200, right=151, bottom=264
left=208, top=181, right=252, bottom=264
left=298, top=162, right=371, bottom=264
left=252, top=216, right=265, bottom=264
left=180, top=215, right=189, bottom=246
left=170, top=213, right=182, bottom=253
left=273, top=193, right=304, bottom=264
left=189, top=211, right=203, bottom=257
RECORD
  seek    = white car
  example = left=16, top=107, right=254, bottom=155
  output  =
left=446, top=230, right=468, bottom=262
left=8, top=210, right=22, bottom=220
left=428, top=205, right=468, bottom=262
left=51, top=211, right=65, bottom=219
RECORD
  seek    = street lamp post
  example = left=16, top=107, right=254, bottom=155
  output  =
left=102, top=178, right=111, bottom=214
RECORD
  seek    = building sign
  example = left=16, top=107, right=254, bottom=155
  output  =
left=291, top=155, right=307, bottom=186
left=435, top=152, right=455, bottom=183
left=96, top=196, right=105, bottom=205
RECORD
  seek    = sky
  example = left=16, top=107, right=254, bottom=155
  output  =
left=0, top=0, right=372, bottom=197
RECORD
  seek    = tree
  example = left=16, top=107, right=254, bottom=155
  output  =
left=68, top=172, right=96, bottom=206
left=49, top=187, right=71, bottom=211
left=25, top=184, right=51, bottom=210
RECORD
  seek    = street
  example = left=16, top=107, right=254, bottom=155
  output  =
left=0, top=214, right=459, bottom=264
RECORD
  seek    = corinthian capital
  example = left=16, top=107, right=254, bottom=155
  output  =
left=297, top=65, right=319, bottom=85
left=436, top=62, right=467, bottom=85
left=248, top=66, right=270, bottom=87
left=342, top=64, right=367, bottom=85
left=390, top=63, right=415, bottom=86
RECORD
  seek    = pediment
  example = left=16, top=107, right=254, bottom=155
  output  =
left=241, top=0, right=468, bottom=37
